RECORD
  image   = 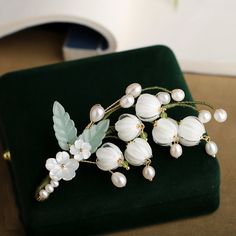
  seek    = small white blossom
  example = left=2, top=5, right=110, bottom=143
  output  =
left=70, top=138, right=92, bottom=161
left=45, top=151, right=79, bottom=181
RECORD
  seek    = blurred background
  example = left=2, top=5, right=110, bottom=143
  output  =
left=0, top=0, right=235, bottom=235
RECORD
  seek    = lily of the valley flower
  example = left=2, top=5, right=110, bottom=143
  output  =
left=135, top=93, right=161, bottom=122
left=96, top=143, right=124, bottom=171
left=45, top=151, right=79, bottom=181
left=152, top=118, right=178, bottom=146
left=115, top=114, right=143, bottom=142
left=125, top=138, right=152, bottom=166
left=70, top=138, right=92, bottom=161
left=178, top=116, right=206, bottom=146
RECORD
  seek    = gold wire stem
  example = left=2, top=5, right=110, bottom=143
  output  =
left=103, top=104, right=121, bottom=119
left=163, top=103, right=199, bottom=112
left=163, top=100, right=215, bottom=110
left=80, top=160, right=97, bottom=165
left=105, top=99, right=120, bottom=112
left=86, top=121, right=94, bottom=129
left=142, top=86, right=171, bottom=93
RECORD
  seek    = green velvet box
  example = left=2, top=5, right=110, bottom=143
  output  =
left=0, top=46, right=220, bottom=235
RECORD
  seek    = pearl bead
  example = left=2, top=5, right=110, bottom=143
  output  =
left=142, top=165, right=156, bottom=181
left=198, top=110, right=212, bottom=123
left=89, top=104, right=105, bottom=122
left=111, top=172, right=127, bottom=188
left=214, top=109, right=227, bottom=123
left=205, top=141, right=218, bottom=157
left=120, top=94, right=135, bottom=108
left=157, top=92, right=171, bottom=105
left=125, top=83, right=142, bottom=98
left=170, top=143, right=183, bottom=158
left=171, top=89, right=185, bottom=101
left=50, top=180, right=59, bottom=188
left=45, top=184, right=54, bottom=193
left=39, top=189, right=49, bottom=199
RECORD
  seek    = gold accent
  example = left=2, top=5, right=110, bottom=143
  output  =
left=145, top=158, right=151, bottom=166
left=118, top=159, right=130, bottom=170
left=201, top=135, right=211, bottom=142
left=2, top=150, right=11, bottom=161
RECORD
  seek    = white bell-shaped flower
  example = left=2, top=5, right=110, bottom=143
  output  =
left=96, top=143, right=124, bottom=171
left=125, top=138, right=152, bottom=166
left=152, top=118, right=178, bottom=146
left=135, top=93, right=161, bottom=122
left=178, top=116, right=206, bottom=146
left=115, top=114, right=143, bottom=142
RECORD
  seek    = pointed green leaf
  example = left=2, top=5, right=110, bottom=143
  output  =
left=52, top=101, right=77, bottom=150
left=81, top=119, right=110, bottom=153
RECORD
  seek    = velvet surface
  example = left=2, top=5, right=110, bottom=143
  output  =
left=0, top=46, right=220, bottom=235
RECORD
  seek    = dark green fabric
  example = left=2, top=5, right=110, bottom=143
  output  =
left=0, top=46, right=220, bottom=235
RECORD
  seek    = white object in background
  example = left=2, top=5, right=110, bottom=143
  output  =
left=0, top=0, right=235, bottom=76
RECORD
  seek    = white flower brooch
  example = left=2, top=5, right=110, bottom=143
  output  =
left=35, top=83, right=227, bottom=201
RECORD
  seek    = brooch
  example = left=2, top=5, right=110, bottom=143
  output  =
left=35, top=83, right=227, bottom=201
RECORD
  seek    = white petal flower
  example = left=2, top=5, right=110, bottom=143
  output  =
left=70, top=138, right=92, bottom=161
left=45, top=151, right=79, bottom=181
left=125, top=138, right=152, bottom=166
left=152, top=118, right=178, bottom=146
left=178, top=116, right=206, bottom=146
left=96, top=143, right=124, bottom=171
left=115, top=114, right=143, bottom=142
left=135, top=93, right=161, bottom=122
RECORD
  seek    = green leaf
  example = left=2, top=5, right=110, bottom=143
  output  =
left=81, top=119, right=110, bottom=153
left=52, top=101, right=77, bottom=150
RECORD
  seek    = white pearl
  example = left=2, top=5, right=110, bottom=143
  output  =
left=205, top=141, right=218, bottom=157
left=198, top=110, right=212, bottom=123
left=111, top=172, right=127, bottom=188
left=125, top=83, right=142, bottom=98
left=50, top=180, right=59, bottom=188
left=171, top=89, right=185, bottom=101
left=89, top=104, right=105, bottom=122
left=157, top=92, right=171, bottom=105
left=39, top=189, right=49, bottom=199
left=142, top=165, right=156, bottom=181
left=170, top=144, right=183, bottom=158
left=214, top=109, right=227, bottom=123
left=120, top=94, right=135, bottom=108
left=45, top=184, right=54, bottom=193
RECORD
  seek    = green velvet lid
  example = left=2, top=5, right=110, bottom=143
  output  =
left=0, top=46, right=220, bottom=235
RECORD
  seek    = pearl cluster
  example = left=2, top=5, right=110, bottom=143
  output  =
left=38, top=179, right=59, bottom=200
